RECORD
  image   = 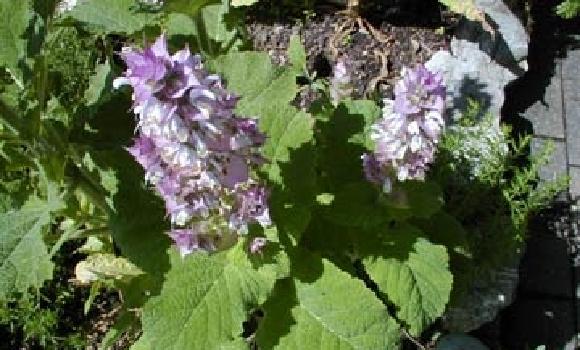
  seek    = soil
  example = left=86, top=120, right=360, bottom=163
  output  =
left=247, top=0, right=456, bottom=100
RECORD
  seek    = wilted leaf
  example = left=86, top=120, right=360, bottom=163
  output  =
left=75, top=253, right=144, bottom=284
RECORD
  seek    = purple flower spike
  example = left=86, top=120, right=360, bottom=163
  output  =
left=116, top=35, right=271, bottom=256
left=365, top=65, right=446, bottom=192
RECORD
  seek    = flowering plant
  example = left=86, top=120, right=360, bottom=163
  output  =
left=0, top=1, right=563, bottom=349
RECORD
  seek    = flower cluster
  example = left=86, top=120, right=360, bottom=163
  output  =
left=363, top=65, right=446, bottom=192
left=114, top=35, right=270, bottom=256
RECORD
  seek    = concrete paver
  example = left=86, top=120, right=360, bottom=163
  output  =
left=525, top=66, right=565, bottom=139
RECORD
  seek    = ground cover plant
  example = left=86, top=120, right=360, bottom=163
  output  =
left=0, top=0, right=567, bottom=349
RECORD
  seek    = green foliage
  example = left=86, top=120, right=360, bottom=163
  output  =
left=0, top=0, right=38, bottom=83
left=0, top=178, right=64, bottom=299
left=557, top=0, right=580, bottom=18
left=434, top=101, right=567, bottom=301
left=65, top=0, right=161, bottom=34
left=257, top=251, right=401, bottom=349
left=0, top=244, right=89, bottom=350
left=361, top=225, right=452, bottom=336
left=137, top=242, right=288, bottom=350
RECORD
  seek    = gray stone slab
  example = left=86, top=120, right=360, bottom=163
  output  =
left=531, top=138, right=568, bottom=182
left=570, top=166, right=580, bottom=200
left=501, top=298, right=577, bottom=349
left=565, top=98, right=580, bottom=165
left=519, top=236, right=574, bottom=298
left=562, top=49, right=580, bottom=80
left=563, top=78, right=580, bottom=102
left=525, top=70, right=565, bottom=138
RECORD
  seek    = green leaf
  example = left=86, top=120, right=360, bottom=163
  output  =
left=322, top=181, right=391, bottom=229
left=0, top=193, right=64, bottom=299
left=200, top=4, right=241, bottom=54
left=231, top=0, right=260, bottom=7
left=163, top=0, right=216, bottom=17
left=137, top=241, right=287, bottom=350
left=316, top=100, right=380, bottom=190
left=417, top=211, right=471, bottom=258
left=165, top=12, right=198, bottom=38
left=209, top=52, right=299, bottom=118
left=257, top=251, right=401, bottom=349
left=84, top=60, right=112, bottom=108
left=0, top=0, right=39, bottom=82
left=341, top=99, right=381, bottom=151
left=397, top=180, right=444, bottom=219
left=103, top=149, right=171, bottom=307
left=45, top=97, right=71, bottom=128
left=66, top=0, right=160, bottom=34
left=287, top=34, right=306, bottom=70
left=361, top=225, right=453, bottom=335
left=556, top=0, right=580, bottom=18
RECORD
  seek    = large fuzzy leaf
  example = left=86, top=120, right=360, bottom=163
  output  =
left=0, top=0, right=39, bottom=81
left=0, top=0, right=30, bottom=67
left=361, top=225, right=453, bottom=335
left=257, top=251, right=401, bottom=349
left=209, top=52, right=300, bottom=121
left=135, top=242, right=288, bottom=350
left=200, top=4, right=241, bottom=54
left=0, top=191, right=64, bottom=299
left=66, top=0, right=160, bottom=34
left=163, top=0, right=216, bottom=17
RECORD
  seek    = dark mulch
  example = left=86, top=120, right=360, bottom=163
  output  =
left=247, top=0, right=455, bottom=100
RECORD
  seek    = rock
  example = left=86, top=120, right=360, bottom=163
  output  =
left=472, top=0, right=529, bottom=70
left=442, top=262, right=520, bottom=332
left=436, top=333, right=490, bottom=350
left=426, top=0, right=530, bottom=124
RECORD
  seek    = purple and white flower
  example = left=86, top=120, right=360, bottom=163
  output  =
left=363, top=65, right=446, bottom=192
left=115, top=35, right=271, bottom=255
